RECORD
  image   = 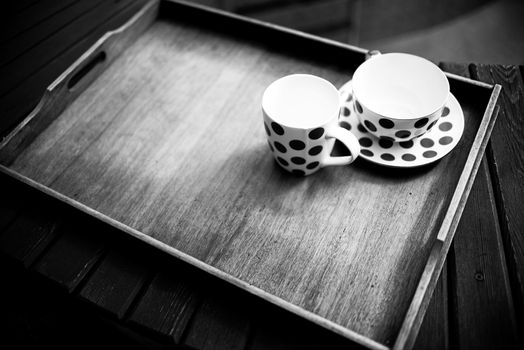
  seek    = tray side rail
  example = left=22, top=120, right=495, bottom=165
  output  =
left=394, top=82, right=501, bottom=350
left=0, top=0, right=159, bottom=165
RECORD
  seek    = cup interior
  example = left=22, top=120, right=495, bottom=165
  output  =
left=262, top=74, right=340, bottom=129
left=352, top=53, right=449, bottom=120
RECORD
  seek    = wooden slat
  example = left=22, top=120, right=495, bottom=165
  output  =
left=0, top=172, right=30, bottom=232
left=406, top=62, right=468, bottom=350
left=437, top=62, right=519, bottom=349
left=412, top=263, right=449, bottom=350
left=470, top=64, right=524, bottom=330
left=0, top=195, right=63, bottom=267
left=182, top=282, right=251, bottom=350
left=0, top=0, right=79, bottom=44
left=0, top=0, right=40, bottom=20
left=0, top=0, right=105, bottom=66
left=127, top=264, right=201, bottom=344
left=0, top=254, right=157, bottom=349
left=0, top=0, right=138, bottom=96
left=78, top=238, right=152, bottom=320
left=0, top=0, right=148, bottom=137
left=32, top=216, right=107, bottom=292
left=449, top=160, right=518, bottom=349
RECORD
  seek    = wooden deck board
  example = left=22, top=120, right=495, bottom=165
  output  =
left=32, top=217, right=107, bottom=292
left=470, top=64, right=524, bottom=333
left=78, top=235, right=152, bottom=320
left=126, top=266, right=202, bottom=344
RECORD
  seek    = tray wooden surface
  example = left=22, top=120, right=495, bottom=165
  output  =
left=0, top=1, right=500, bottom=349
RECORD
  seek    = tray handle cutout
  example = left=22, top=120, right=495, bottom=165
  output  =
left=67, top=51, right=107, bottom=91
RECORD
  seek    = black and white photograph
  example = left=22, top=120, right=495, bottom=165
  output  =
left=0, top=0, right=522, bottom=349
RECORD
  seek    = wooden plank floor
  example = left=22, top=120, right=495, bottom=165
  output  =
left=0, top=1, right=522, bottom=349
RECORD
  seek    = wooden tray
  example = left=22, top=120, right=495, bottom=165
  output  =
left=0, top=1, right=501, bottom=349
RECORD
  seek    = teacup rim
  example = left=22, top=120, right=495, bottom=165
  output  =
left=352, top=52, right=450, bottom=121
left=262, top=73, right=340, bottom=129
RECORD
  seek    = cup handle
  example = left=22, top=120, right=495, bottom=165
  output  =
left=365, top=49, right=381, bottom=60
left=321, top=126, right=360, bottom=167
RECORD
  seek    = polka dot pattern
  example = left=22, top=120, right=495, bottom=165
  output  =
left=361, top=149, right=374, bottom=157
left=381, top=153, right=395, bottom=161
left=271, top=122, right=284, bottom=135
left=402, top=154, right=416, bottom=161
left=309, top=128, right=324, bottom=140
left=359, top=137, right=372, bottom=147
left=423, top=150, right=437, bottom=158
left=308, top=146, right=323, bottom=156
left=289, top=140, right=305, bottom=150
left=357, top=124, right=368, bottom=133
left=291, top=157, right=306, bottom=165
left=266, top=122, right=328, bottom=175
left=337, top=79, right=464, bottom=168
left=339, top=121, right=351, bottom=131
left=439, top=136, right=453, bottom=145
left=379, top=119, right=395, bottom=129
left=341, top=107, right=351, bottom=117
left=306, top=162, right=319, bottom=170
left=439, top=122, right=452, bottom=131
left=415, top=118, right=429, bottom=128
left=427, top=121, right=437, bottom=131
left=277, top=157, right=288, bottom=166
left=355, top=100, right=363, bottom=114
left=399, top=140, right=414, bottom=149
left=364, top=120, right=377, bottom=132
left=274, top=141, right=286, bottom=153
left=379, top=138, right=393, bottom=149
left=420, top=138, right=434, bottom=148
left=395, top=130, right=411, bottom=139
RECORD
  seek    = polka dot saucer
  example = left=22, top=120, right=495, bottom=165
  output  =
left=338, top=80, right=464, bottom=168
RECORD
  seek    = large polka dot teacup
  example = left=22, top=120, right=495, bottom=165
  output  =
left=262, top=74, right=360, bottom=176
left=352, top=53, right=450, bottom=142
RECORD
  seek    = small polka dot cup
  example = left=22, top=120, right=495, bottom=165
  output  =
left=352, top=53, right=450, bottom=142
left=262, top=74, right=360, bottom=176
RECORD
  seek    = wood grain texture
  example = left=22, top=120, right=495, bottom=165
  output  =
left=0, top=0, right=151, bottom=138
left=412, top=263, right=449, bottom=350
left=78, top=235, right=152, bottom=320
left=0, top=194, right=63, bottom=267
left=0, top=0, right=158, bottom=163
left=393, top=76, right=500, bottom=350
left=0, top=0, right=78, bottom=44
left=0, top=0, right=139, bottom=96
left=182, top=284, right=250, bottom=350
left=0, top=0, right=105, bottom=66
left=408, top=60, right=472, bottom=350
left=127, top=266, right=201, bottom=344
left=32, top=217, right=107, bottom=292
left=470, top=64, right=524, bottom=332
left=450, top=160, right=518, bottom=348
left=0, top=1, right=500, bottom=348
left=438, top=62, right=519, bottom=349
